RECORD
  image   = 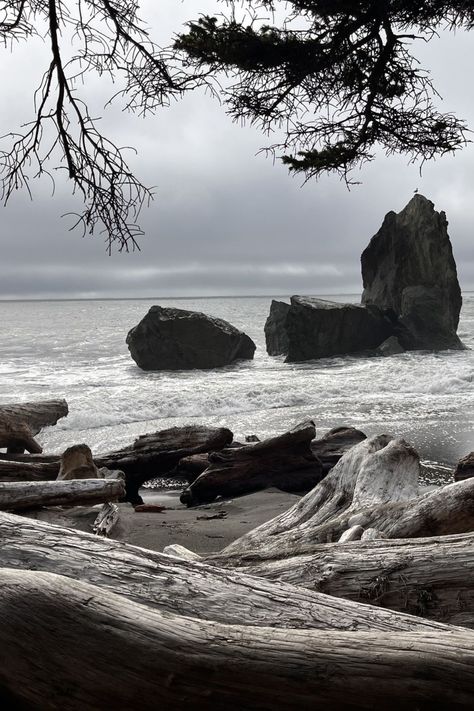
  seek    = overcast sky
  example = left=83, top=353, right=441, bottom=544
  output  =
left=1, top=2, right=473, bottom=299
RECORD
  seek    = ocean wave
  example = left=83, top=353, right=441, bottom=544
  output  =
left=426, top=371, right=474, bottom=395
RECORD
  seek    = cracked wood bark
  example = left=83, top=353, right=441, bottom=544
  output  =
left=0, top=511, right=454, bottom=634
left=1, top=569, right=474, bottom=711
left=0, top=399, right=68, bottom=453
left=180, top=420, right=323, bottom=506
left=208, top=531, right=474, bottom=627
left=0, top=479, right=125, bottom=512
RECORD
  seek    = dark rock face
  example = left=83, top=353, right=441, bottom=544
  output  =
left=361, top=194, right=463, bottom=350
left=376, top=336, right=405, bottom=357
left=264, top=300, right=290, bottom=355
left=285, top=296, right=393, bottom=362
left=126, top=306, right=256, bottom=370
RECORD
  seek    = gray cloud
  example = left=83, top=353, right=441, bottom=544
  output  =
left=0, top=3, right=473, bottom=298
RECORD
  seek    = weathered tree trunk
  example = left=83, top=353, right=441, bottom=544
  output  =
left=217, top=435, right=474, bottom=562
left=180, top=420, right=323, bottom=506
left=0, top=511, right=454, bottom=634
left=1, top=569, right=474, bottom=711
left=0, top=399, right=68, bottom=453
left=208, top=531, right=474, bottom=627
left=0, top=479, right=125, bottom=511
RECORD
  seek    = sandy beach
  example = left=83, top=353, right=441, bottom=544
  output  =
left=23, top=487, right=301, bottom=554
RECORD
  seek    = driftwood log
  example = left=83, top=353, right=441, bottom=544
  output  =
left=1, top=568, right=474, bottom=710
left=208, top=531, right=474, bottom=627
left=0, top=511, right=456, bottom=633
left=0, top=399, right=68, bottom=453
left=176, top=425, right=367, bottom=482
left=218, top=435, right=474, bottom=559
left=180, top=420, right=323, bottom=506
left=0, top=479, right=125, bottom=512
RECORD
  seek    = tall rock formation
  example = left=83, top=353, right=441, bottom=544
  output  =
left=361, top=194, right=463, bottom=350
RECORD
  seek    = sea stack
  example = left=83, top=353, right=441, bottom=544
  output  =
left=127, top=306, right=256, bottom=370
left=361, top=194, right=463, bottom=350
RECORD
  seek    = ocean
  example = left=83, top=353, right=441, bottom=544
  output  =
left=0, top=294, right=473, bottom=480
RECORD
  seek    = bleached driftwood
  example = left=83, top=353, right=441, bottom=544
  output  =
left=0, top=511, right=455, bottom=633
left=209, top=531, right=474, bottom=627
left=1, top=569, right=474, bottom=710
left=220, top=436, right=474, bottom=559
left=0, top=479, right=125, bottom=512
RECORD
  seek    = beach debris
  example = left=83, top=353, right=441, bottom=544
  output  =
left=196, top=511, right=227, bottom=520
left=134, top=504, right=166, bottom=513
left=92, top=502, right=119, bottom=536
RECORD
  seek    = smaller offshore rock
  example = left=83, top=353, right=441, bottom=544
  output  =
left=126, top=306, right=256, bottom=370
left=264, top=300, right=290, bottom=355
left=285, top=296, right=392, bottom=362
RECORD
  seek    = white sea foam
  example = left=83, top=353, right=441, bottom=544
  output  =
left=0, top=294, right=473, bottom=467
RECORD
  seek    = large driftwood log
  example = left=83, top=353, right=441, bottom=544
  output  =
left=0, top=479, right=125, bottom=511
left=180, top=420, right=323, bottom=506
left=0, top=511, right=454, bottom=634
left=0, top=399, right=68, bottom=454
left=209, top=531, right=474, bottom=627
left=176, top=425, right=367, bottom=483
left=1, top=568, right=474, bottom=711
left=220, top=435, right=474, bottom=559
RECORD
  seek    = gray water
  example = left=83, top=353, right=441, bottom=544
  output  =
left=0, top=294, right=473, bottom=476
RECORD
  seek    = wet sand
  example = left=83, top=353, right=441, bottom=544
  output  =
left=24, top=487, right=301, bottom=554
